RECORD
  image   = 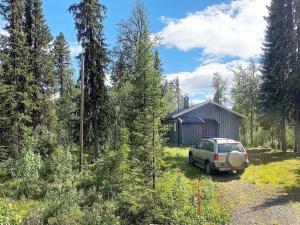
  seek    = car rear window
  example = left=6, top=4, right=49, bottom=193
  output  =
left=218, top=143, right=244, bottom=153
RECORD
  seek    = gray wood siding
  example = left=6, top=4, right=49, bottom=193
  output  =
left=181, top=103, right=241, bottom=141
left=181, top=124, right=203, bottom=145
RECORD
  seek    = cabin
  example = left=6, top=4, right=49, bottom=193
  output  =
left=163, top=97, right=245, bottom=146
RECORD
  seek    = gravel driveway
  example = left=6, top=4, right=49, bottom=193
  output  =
left=213, top=174, right=300, bottom=225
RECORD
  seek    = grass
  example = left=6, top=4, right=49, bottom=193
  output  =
left=166, top=147, right=300, bottom=188
left=165, top=146, right=300, bottom=213
left=164, top=146, right=231, bottom=224
left=242, top=148, right=300, bottom=187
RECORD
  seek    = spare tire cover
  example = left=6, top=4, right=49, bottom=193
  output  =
left=227, top=151, right=243, bottom=168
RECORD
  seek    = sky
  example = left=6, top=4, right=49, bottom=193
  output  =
left=42, top=0, right=271, bottom=105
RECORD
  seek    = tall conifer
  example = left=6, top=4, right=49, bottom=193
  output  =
left=24, top=0, right=55, bottom=129
left=260, top=0, right=289, bottom=151
left=69, top=0, right=109, bottom=161
left=0, top=0, right=33, bottom=153
left=52, top=32, right=78, bottom=146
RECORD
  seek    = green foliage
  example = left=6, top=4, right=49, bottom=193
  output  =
left=0, top=0, right=34, bottom=152
left=43, top=182, right=82, bottom=225
left=52, top=32, right=79, bottom=147
left=152, top=172, right=202, bottom=225
left=81, top=202, right=120, bottom=225
left=69, top=0, right=110, bottom=160
left=232, top=61, right=260, bottom=147
left=0, top=200, right=21, bottom=225
left=162, top=77, right=183, bottom=113
left=46, top=146, right=73, bottom=181
left=13, top=137, right=42, bottom=181
left=31, top=125, right=57, bottom=158
left=24, top=0, right=55, bottom=129
left=212, top=72, right=227, bottom=104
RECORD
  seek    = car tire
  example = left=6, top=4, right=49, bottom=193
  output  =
left=205, top=162, right=212, bottom=175
left=189, top=153, right=194, bottom=164
left=236, top=169, right=245, bottom=175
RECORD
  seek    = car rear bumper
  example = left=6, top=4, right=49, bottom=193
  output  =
left=212, top=161, right=249, bottom=171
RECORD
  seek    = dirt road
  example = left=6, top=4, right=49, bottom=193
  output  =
left=214, top=174, right=300, bottom=225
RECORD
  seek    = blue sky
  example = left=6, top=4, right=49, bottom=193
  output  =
left=43, top=0, right=270, bottom=104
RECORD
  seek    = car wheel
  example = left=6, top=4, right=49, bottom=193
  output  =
left=236, top=169, right=245, bottom=175
left=189, top=154, right=194, bottom=164
left=205, top=162, right=212, bottom=175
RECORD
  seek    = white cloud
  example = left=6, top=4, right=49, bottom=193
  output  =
left=70, top=43, right=82, bottom=57
left=166, top=60, right=249, bottom=99
left=157, top=0, right=270, bottom=59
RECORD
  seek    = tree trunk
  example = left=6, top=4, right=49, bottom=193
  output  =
left=250, top=111, right=254, bottom=146
left=93, top=118, right=99, bottom=162
left=280, top=118, right=287, bottom=152
left=295, top=109, right=300, bottom=155
left=152, top=114, right=156, bottom=189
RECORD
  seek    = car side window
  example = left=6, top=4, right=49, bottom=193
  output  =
left=207, top=142, right=214, bottom=152
left=197, top=141, right=203, bottom=149
left=201, top=141, right=208, bottom=151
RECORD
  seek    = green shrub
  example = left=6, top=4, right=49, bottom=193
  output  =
left=43, top=186, right=83, bottom=225
left=0, top=200, right=21, bottom=225
left=32, top=125, right=57, bottom=158
left=0, top=179, right=22, bottom=198
left=81, top=201, right=120, bottom=225
left=13, top=136, right=42, bottom=181
left=8, top=137, right=45, bottom=198
left=152, top=171, right=203, bottom=225
left=46, top=146, right=73, bottom=181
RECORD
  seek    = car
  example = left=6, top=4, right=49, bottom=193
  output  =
left=188, top=138, right=249, bottom=175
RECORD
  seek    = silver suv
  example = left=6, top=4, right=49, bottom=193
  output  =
left=189, top=138, right=249, bottom=174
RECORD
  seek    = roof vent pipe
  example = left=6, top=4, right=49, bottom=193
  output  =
left=184, top=96, right=190, bottom=109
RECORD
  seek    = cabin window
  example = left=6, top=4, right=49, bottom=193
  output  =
left=173, top=123, right=177, bottom=132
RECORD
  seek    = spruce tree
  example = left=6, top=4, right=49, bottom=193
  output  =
left=293, top=0, right=300, bottom=153
left=174, top=77, right=183, bottom=110
left=52, top=32, right=72, bottom=96
left=0, top=0, right=33, bottom=153
left=52, top=32, right=78, bottom=146
left=69, top=0, right=109, bottom=161
left=24, top=0, right=55, bottom=129
left=260, top=0, right=293, bottom=151
left=128, top=1, right=164, bottom=190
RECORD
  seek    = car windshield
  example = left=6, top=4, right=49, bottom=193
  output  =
left=218, top=143, right=244, bottom=153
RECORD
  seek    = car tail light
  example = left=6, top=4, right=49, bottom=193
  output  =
left=213, top=153, right=219, bottom=161
left=244, top=152, right=248, bottom=160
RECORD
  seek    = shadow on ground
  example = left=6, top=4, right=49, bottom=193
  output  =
left=247, top=148, right=297, bottom=165
left=252, top=168, right=300, bottom=210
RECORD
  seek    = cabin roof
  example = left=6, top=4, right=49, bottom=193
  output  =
left=164, top=100, right=246, bottom=120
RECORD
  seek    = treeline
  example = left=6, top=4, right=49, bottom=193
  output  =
left=0, top=1, right=210, bottom=225
left=211, top=0, right=300, bottom=152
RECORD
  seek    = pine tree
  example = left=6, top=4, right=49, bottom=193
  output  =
left=0, top=0, right=33, bottom=153
left=212, top=72, right=227, bottom=104
left=24, top=0, right=55, bottom=129
left=69, top=0, right=109, bottom=161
